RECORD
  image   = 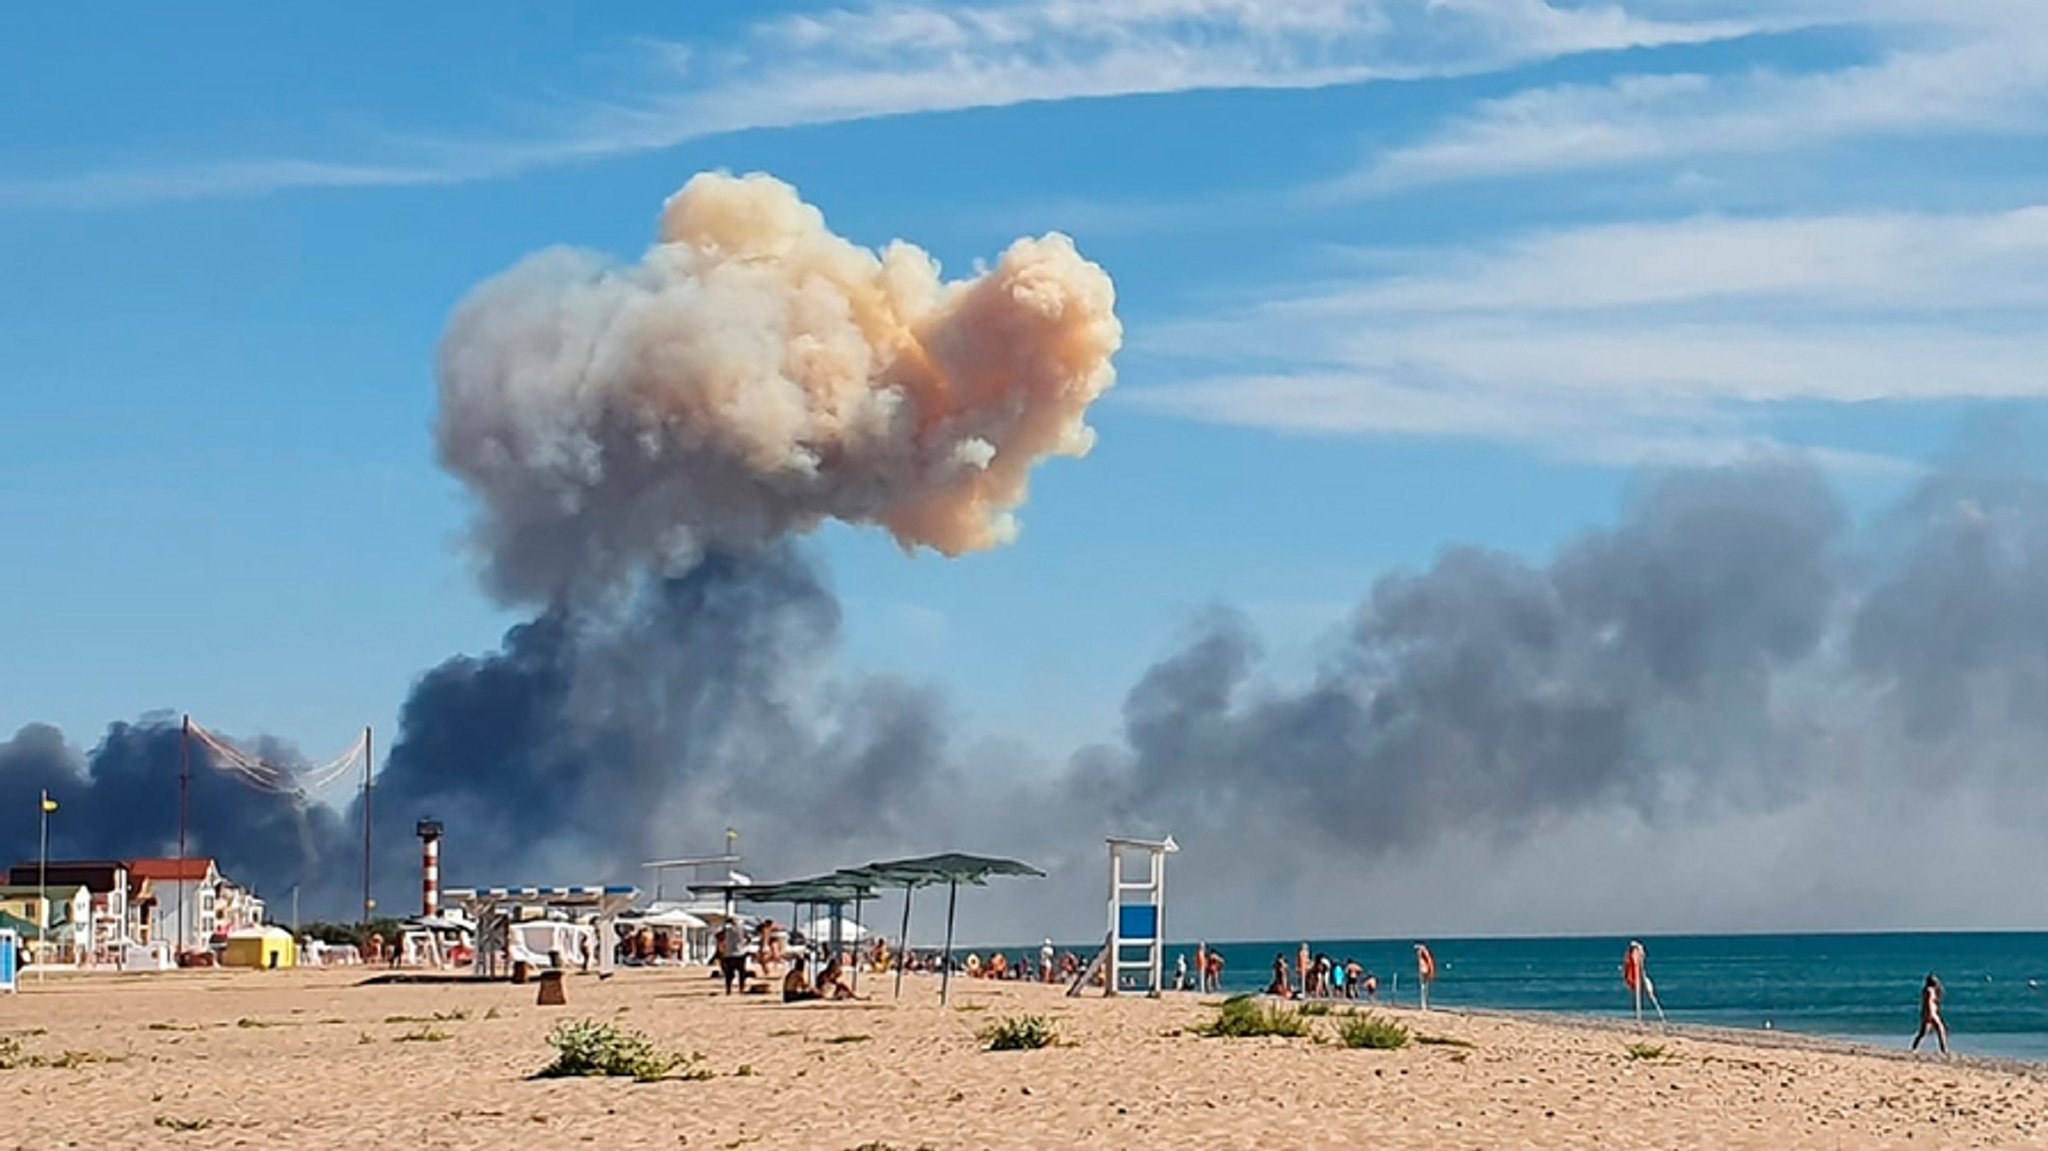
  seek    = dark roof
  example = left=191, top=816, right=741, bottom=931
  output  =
left=7, top=862, right=127, bottom=890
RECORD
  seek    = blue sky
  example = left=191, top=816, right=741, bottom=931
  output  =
left=5, top=0, right=2046, bottom=786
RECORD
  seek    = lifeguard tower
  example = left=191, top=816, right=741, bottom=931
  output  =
left=1082, top=834, right=1178, bottom=997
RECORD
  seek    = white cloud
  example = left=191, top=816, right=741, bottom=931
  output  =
left=0, top=1, right=1786, bottom=208
left=1335, top=2, right=2048, bottom=195
left=1129, top=205, right=2048, bottom=466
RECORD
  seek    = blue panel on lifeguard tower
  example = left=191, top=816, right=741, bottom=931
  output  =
left=1118, top=904, right=1157, bottom=941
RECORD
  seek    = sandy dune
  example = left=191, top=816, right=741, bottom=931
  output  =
left=4, top=967, right=2044, bottom=1149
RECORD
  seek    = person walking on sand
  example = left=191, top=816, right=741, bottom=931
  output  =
left=716, top=917, right=749, bottom=995
left=1913, top=973, right=1950, bottom=1055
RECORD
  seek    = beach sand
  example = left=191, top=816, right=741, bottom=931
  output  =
left=4, top=967, right=2045, bottom=1149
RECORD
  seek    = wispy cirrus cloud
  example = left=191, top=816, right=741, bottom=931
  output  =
left=1129, top=205, right=2048, bottom=468
left=1331, top=1, right=2048, bottom=196
left=1, top=0, right=1787, bottom=208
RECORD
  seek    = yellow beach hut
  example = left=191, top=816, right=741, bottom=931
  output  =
left=222, top=926, right=296, bottom=970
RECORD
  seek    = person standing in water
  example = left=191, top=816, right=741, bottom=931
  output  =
left=1912, top=973, right=1950, bottom=1055
left=1415, top=943, right=1437, bottom=1010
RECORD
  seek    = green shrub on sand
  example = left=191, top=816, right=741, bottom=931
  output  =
left=1196, top=996, right=1313, bottom=1039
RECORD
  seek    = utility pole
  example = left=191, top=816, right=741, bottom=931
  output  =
left=360, top=726, right=374, bottom=931
left=177, top=714, right=191, bottom=954
left=291, top=885, right=300, bottom=938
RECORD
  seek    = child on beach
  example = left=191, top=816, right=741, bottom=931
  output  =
left=1913, top=973, right=1950, bottom=1055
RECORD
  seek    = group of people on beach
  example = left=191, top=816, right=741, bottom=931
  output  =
left=954, top=939, right=1081, bottom=983
left=711, top=915, right=865, bottom=1003
left=1259, top=944, right=1381, bottom=1002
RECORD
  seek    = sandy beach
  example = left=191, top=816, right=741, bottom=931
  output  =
left=4, top=967, right=2046, bottom=1150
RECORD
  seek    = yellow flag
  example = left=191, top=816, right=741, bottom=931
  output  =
left=40, top=796, right=56, bottom=813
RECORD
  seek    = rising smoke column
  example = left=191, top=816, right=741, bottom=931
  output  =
left=436, top=170, right=1121, bottom=603
left=363, top=172, right=1120, bottom=892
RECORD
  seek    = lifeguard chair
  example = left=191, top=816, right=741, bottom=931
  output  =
left=1083, top=835, right=1178, bottom=997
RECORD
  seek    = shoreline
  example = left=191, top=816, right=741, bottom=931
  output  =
left=1424, top=1002, right=2048, bottom=1080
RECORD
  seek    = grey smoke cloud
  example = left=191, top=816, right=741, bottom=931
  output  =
left=7, top=453, right=2046, bottom=935
left=1079, top=460, right=1849, bottom=853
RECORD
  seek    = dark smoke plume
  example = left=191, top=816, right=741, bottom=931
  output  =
left=0, top=718, right=352, bottom=906
left=364, top=545, right=959, bottom=895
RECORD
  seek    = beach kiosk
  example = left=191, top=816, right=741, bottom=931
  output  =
left=222, top=926, right=296, bottom=970
left=1103, top=834, right=1177, bottom=997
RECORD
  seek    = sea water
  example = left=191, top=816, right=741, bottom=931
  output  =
left=1149, top=933, right=2048, bottom=1062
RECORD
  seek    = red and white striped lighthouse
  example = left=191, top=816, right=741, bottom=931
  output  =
left=416, top=819, right=444, bottom=918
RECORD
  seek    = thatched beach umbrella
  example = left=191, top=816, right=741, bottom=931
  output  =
left=843, top=853, right=1046, bottom=1005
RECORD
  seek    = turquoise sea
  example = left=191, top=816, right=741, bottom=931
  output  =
left=1155, top=933, right=2048, bottom=1062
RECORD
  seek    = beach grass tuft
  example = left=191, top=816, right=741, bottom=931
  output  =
left=384, top=1010, right=467, bottom=1024
left=1297, top=1002, right=1334, bottom=1016
left=395, top=1025, right=452, bottom=1043
left=44, top=1049, right=125, bottom=1068
left=1335, top=1014, right=1410, bottom=1050
left=1626, top=1042, right=1669, bottom=1061
left=0, top=1037, right=126, bottom=1069
left=1416, top=1033, right=1475, bottom=1048
left=1195, top=995, right=1314, bottom=1039
left=980, top=1015, right=1057, bottom=1051
left=536, top=1019, right=701, bottom=1083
